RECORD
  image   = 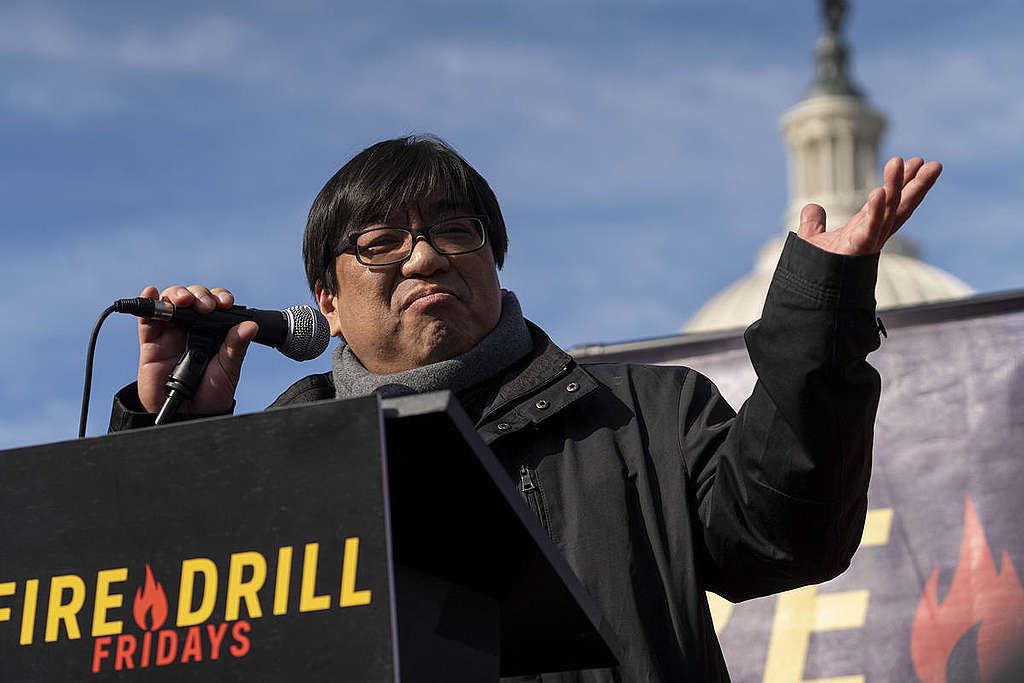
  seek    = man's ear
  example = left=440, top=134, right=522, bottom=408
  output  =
left=314, top=282, right=344, bottom=338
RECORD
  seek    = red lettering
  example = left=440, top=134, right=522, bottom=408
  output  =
left=206, top=622, right=229, bottom=660
left=180, top=625, right=203, bottom=663
left=92, top=637, right=112, bottom=674
left=229, top=620, right=251, bottom=658
left=140, top=631, right=152, bottom=668
left=155, top=629, right=178, bottom=666
left=114, top=634, right=137, bottom=670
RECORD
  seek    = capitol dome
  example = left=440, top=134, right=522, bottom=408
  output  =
left=684, top=0, right=972, bottom=334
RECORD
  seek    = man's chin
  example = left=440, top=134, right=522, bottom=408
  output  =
left=408, top=322, right=476, bottom=366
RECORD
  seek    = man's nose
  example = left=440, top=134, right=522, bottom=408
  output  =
left=401, top=235, right=449, bottom=277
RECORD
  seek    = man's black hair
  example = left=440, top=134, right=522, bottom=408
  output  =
left=303, top=134, right=508, bottom=295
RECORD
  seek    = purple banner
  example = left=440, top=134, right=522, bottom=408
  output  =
left=653, top=303, right=1024, bottom=682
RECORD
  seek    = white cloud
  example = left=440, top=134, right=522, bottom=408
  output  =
left=330, top=40, right=798, bottom=210
left=1, top=78, right=124, bottom=122
left=110, top=18, right=253, bottom=71
left=0, top=9, right=255, bottom=73
left=0, top=7, right=278, bottom=124
left=0, top=0, right=800, bottom=204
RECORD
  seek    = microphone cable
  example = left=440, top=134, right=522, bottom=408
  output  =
left=79, top=304, right=117, bottom=438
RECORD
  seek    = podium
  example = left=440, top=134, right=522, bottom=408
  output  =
left=0, top=392, right=617, bottom=681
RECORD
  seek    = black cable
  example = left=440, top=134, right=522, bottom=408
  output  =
left=80, top=304, right=117, bottom=438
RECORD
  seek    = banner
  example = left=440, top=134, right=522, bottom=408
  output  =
left=587, top=295, right=1024, bottom=682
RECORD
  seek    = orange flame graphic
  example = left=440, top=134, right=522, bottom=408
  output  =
left=911, top=495, right=1024, bottom=682
left=132, top=564, right=169, bottom=631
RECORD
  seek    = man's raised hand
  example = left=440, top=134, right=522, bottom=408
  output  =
left=136, top=285, right=258, bottom=415
left=796, top=156, right=943, bottom=256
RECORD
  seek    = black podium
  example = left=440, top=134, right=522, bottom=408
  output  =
left=0, top=392, right=617, bottom=681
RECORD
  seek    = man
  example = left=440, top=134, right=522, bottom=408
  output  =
left=112, top=135, right=942, bottom=681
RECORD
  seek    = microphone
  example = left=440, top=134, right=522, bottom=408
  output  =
left=114, top=297, right=331, bottom=361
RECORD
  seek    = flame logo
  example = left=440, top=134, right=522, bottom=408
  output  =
left=132, top=565, right=169, bottom=632
left=911, top=495, right=1024, bottom=682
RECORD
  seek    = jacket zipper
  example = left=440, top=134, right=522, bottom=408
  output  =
left=518, top=464, right=550, bottom=534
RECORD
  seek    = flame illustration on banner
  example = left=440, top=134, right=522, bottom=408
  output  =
left=911, top=495, right=1024, bottom=682
left=132, top=565, right=169, bottom=631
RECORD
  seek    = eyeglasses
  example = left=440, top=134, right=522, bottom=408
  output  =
left=338, top=216, right=488, bottom=266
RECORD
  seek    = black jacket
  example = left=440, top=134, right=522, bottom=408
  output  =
left=112, top=234, right=882, bottom=681
left=263, top=233, right=883, bottom=681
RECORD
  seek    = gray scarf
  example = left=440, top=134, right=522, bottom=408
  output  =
left=331, top=291, right=532, bottom=399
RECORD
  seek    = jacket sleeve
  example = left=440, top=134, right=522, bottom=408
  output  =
left=108, top=383, right=233, bottom=432
left=108, top=372, right=330, bottom=432
left=684, top=232, right=882, bottom=601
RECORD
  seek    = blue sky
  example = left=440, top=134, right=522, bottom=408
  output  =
left=2, top=0, right=1022, bottom=448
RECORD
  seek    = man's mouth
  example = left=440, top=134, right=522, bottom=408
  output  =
left=402, top=286, right=458, bottom=311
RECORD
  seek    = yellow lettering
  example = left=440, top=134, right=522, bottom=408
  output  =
left=45, top=574, right=86, bottom=642
left=177, top=558, right=218, bottom=627
left=91, top=568, right=127, bottom=637
left=0, top=582, right=14, bottom=623
left=707, top=592, right=734, bottom=635
left=339, top=537, right=372, bottom=607
left=710, top=507, right=893, bottom=641
left=20, top=579, right=38, bottom=645
left=763, top=586, right=869, bottom=682
left=299, top=543, right=330, bottom=612
left=858, top=508, right=893, bottom=549
left=761, top=508, right=894, bottom=682
left=274, top=546, right=293, bottom=616
left=225, top=551, right=267, bottom=621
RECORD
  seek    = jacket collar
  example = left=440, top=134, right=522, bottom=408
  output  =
left=477, top=320, right=598, bottom=445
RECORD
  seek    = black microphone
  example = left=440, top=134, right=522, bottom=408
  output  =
left=113, top=297, right=330, bottom=361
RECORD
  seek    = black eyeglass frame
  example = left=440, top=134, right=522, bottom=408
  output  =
left=336, top=215, right=490, bottom=266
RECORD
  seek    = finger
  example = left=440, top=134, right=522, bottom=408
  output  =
left=137, top=286, right=166, bottom=344
left=220, top=321, right=257, bottom=372
left=203, top=321, right=258, bottom=403
left=903, top=157, right=924, bottom=186
left=893, top=161, right=942, bottom=231
left=210, top=287, right=235, bottom=309
left=185, top=285, right=218, bottom=313
left=851, top=187, right=886, bottom=252
left=161, top=285, right=196, bottom=308
left=797, top=203, right=827, bottom=239
left=231, top=321, right=259, bottom=350
left=881, top=157, right=904, bottom=238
